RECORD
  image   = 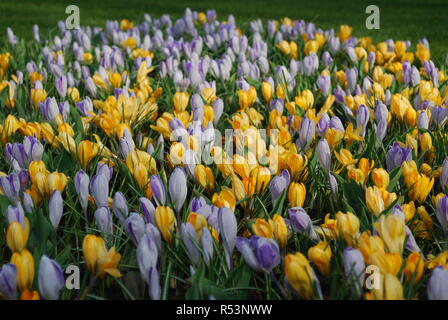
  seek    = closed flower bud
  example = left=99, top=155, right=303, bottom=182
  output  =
left=0, top=263, right=18, bottom=299
left=82, top=234, right=121, bottom=278
left=428, top=267, right=448, bottom=300
left=343, top=247, right=365, bottom=297
left=335, top=211, right=360, bottom=246
left=308, top=241, right=332, bottom=276
left=366, top=273, right=404, bottom=300
left=374, top=214, right=406, bottom=255
left=284, top=252, right=320, bottom=299
left=404, top=252, right=425, bottom=284
left=49, top=190, right=63, bottom=229
left=154, top=206, right=175, bottom=243
left=251, top=218, right=274, bottom=239
left=169, top=167, right=187, bottom=213
left=6, top=219, right=30, bottom=253
left=38, top=255, right=64, bottom=300
left=288, top=182, right=306, bottom=207
left=273, top=214, right=288, bottom=248
left=10, top=249, right=34, bottom=291
left=371, top=168, right=390, bottom=189
left=113, top=192, right=128, bottom=224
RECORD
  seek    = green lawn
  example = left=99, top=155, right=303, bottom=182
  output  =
left=0, top=0, right=447, bottom=62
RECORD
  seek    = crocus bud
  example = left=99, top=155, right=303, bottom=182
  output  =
left=154, top=206, right=175, bottom=243
left=428, top=266, right=448, bottom=300
left=213, top=97, right=224, bottom=125
left=386, top=142, right=412, bottom=172
left=417, top=111, right=429, bottom=130
left=38, top=255, right=64, bottom=300
left=308, top=241, right=332, bottom=276
left=125, top=213, right=146, bottom=245
left=356, top=104, right=370, bottom=137
left=49, top=190, right=63, bottom=229
left=0, top=263, right=18, bottom=299
left=297, top=117, right=315, bottom=152
left=374, top=214, right=406, bottom=254
left=113, top=192, right=128, bottom=224
left=7, top=204, right=25, bottom=227
left=436, top=196, right=448, bottom=233
left=343, top=247, right=365, bottom=298
left=169, top=167, right=187, bottom=213
left=22, top=193, right=34, bottom=213
left=147, top=267, right=161, bottom=300
left=90, top=173, right=109, bottom=208
left=218, top=207, right=237, bottom=269
left=74, top=170, right=90, bottom=212
left=317, top=139, right=331, bottom=173
left=441, top=157, right=448, bottom=191
left=284, top=252, right=320, bottom=299
left=236, top=236, right=280, bottom=273
left=137, top=234, right=158, bottom=283
left=95, top=207, right=113, bottom=236
left=403, top=252, right=424, bottom=284
left=269, top=174, right=288, bottom=203
left=201, top=227, right=214, bottom=265
left=0, top=173, right=21, bottom=204
left=139, top=197, right=156, bottom=224
left=6, top=220, right=29, bottom=253
left=181, top=223, right=201, bottom=265
left=150, top=175, right=166, bottom=206
left=10, top=249, right=34, bottom=291
left=288, top=207, right=319, bottom=241
left=288, top=182, right=306, bottom=207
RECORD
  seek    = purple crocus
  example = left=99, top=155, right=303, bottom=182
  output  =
left=90, top=172, right=109, bottom=208
left=343, top=247, right=365, bottom=298
left=386, top=142, right=412, bottom=171
left=436, top=196, right=448, bottom=233
left=113, top=192, right=128, bottom=224
left=0, top=173, right=21, bottom=204
left=95, top=207, right=113, bottom=236
left=288, top=207, right=319, bottom=241
left=0, top=263, right=18, bottom=299
left=218, top=207, right=237, bottom=269
left=235, top=236, right=280, bottom=273
left=168, top=167, right=187, bottom=213
left=150, top=175, right=166, bottom=206
left=74, top=170, right=90, bottom=212
left=317, top=139, right=331, bottom=174
left=441, top=157, right=448, bottom=191
left=49, top=190, right=63, bottom=229
left=125, top=213, right=146, bottom=245
left=428, top=267, right=448, bottom=300
left=297, top=117, right=315, bottom=152
left=139, top=197, right=156, bottom=224
left=181, top=222, right=201, bottom=265
left=137, top=233, right=159, bottom=283
left=38, top=256, right=64, bottom=300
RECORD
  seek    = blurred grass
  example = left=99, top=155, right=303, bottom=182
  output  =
left=0, top=0, right=447, bottom=63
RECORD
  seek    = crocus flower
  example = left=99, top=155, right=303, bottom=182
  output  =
left=169, top=167, right=187, bottom=213
left=95, top=207, right=113, bottom=237
left=288, top=207, right=319, bottom=241
left=137, top=234, right=158, bottom=283
left=150, top=175, right=166, bottom=206
left=38, top=255, right=64, bottom=300
left=269, top=173, right=288, bottom=203
left=139, top=197, right=156, bottom=224
left=218, top=207, right=237, bottom=269
left=0, top=263, right=18, bottom=299
left=113, top=192, right=129, bottom=224
left=386, top=142, right=412, bottom=171
left=317, top=139, right=331, bottom=173
left=90, top=172, right=109, bottom=208
left=428, top=266, right=448, bottom=300
left=0, top=173, right=21, bottom=204
left=441, top=157, right=448, bottom=191
left=125, top=213, right=146, bottom=245
left=74, top=170, right=90, bottom=212
left=147, top=267, right=161, bottom=300
left=436, top=196, right=448, bottom=234
left=49, top=190, right=63, bottom=229
left=235, top=236, right=280, bottom=273
left=181, top=222, right=201, bottom=265
left=297, top=117, right=315, bottom=152
left=343, top=247, right=365, bottom=298
left=201, top=227, right=214, bottom=266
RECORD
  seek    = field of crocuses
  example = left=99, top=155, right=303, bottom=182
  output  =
left=0, top=7, right=447, bottom=301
